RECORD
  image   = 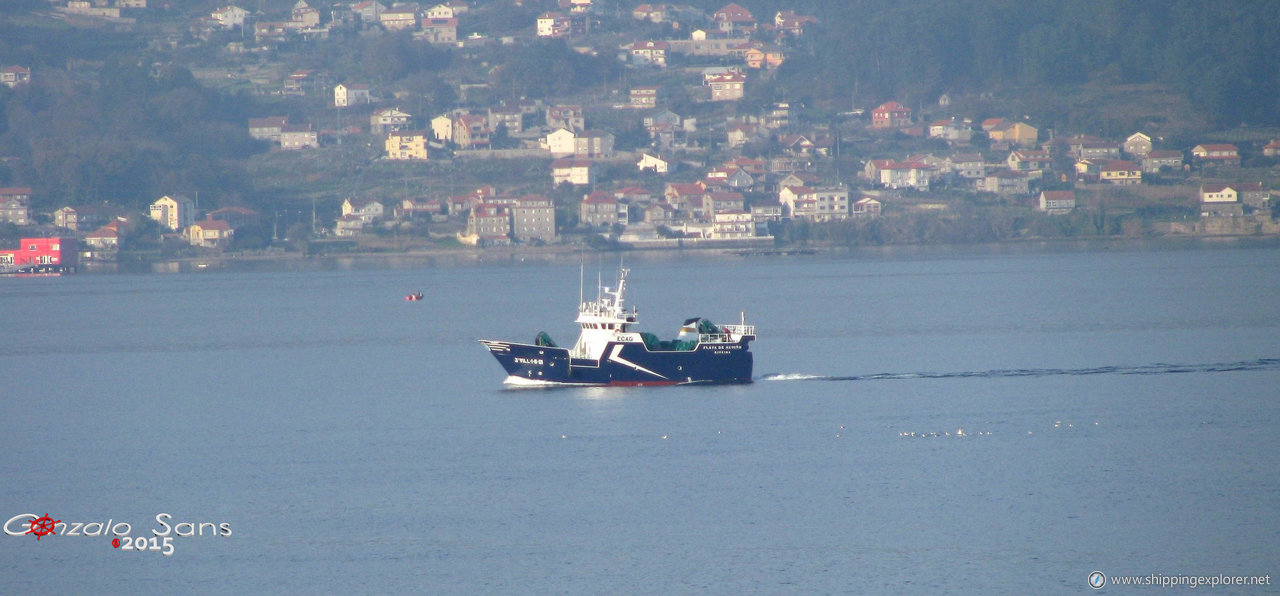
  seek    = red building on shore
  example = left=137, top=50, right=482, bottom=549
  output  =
left=0, top=237, right=78, bottom=273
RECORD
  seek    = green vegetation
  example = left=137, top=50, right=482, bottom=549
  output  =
left=1, top=0, right=1278, bottom=252
left=771, top=0, right=1280, bottom=128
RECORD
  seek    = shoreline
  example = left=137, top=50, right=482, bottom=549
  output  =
left=76, top=234, right=1280, bottom=275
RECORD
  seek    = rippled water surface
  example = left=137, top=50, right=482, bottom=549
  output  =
left=3, top=245, right=1278, bottom=593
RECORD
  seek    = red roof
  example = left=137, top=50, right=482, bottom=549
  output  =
left=192, top=219, right=231, bottom=231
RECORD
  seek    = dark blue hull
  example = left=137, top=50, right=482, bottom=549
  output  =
left=480, top=339, right=754, bottom=386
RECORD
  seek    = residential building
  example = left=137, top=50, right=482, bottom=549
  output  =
left=291, top=1, right=320, bottom=27
left=248, top=116, right=289, bottom=142
left=1200, top=183, right=1238, bottom=204
left=551, top=158, right=594, bottom=186
left=1007, top=150, right=1052, bottom=172
left=1142, top=150, right=1183, bottom=173
left=207, top=206, right=260, bottom=228
left=487, top=106, right=524, bottom=135
left=981, top=170, right=1031, bottom=195
left=536, top=12, right=573, bottom=37
left=864, top=159, right=932, bottom=191
left=417, top=18, right=458, bottom=43
left=709, top=211, right=755, bottom=239
left=712, top=2, right=756, bottom=34
left=283, top=70, right=325, bottom=96
left=385, top=131, right=430, bottom=160
left=544, top=128, right=612, bottom=158
left=779, top=186, right=848, bottom=221
left=771, top=9, right=817, bottom=37
left=187, top=219, right=234, bottom=248
left=452, top=114, right=491, bottom=149
left=370, top=108, right=412, bottom=134
left=352, top=0, right=386, bottom=25
left=663, top=182, right=708, bottom=213
left=987, top=121, right=1038, bottom=148
left=851, top=196, right=882, bottom=217
left=461, top=204, right=512, bottom=245
left=702, top=192, right=746, bottom=217
left=1263, top=140, right=1280, bottom=158
left=630, top=86, right=659, bottom=108
left=705, top=166, right=753, bottom=190
left=726, top=123, right=761, bottom=148
left=334, top=83, right=372, bottom=107
left=544, top=128, right=577, bottom=157
left=706, top=73, right=745, bottom=102
left=512, top=195, right=557, bottom=242
left=1065, top=135, right=1120, bottom=160
left=1199, top=184, right=1245, bottom=217
left=0, top=187, right=31, bottom=226
left=1191, top=144, right=1241, bottom=167
left=574, top=131, right=614, bottom=158
left=580, top=191, right=626, bottom=228
left=1124, top=132, right=1153, bottom=158
left=84, top=222, right=122, bottom=251
left=1235, top=182, right=1271, bottom=211
left=946, top=153, right=986, bottom=180
left=744, top=46, right=786, bottom=70
left=380, top=9, right=418, bottom=30
left=637, top=153, right=670, bottom=174
left=546, top=105, right=585, bottom=132
left=279, top=125, right=319, bottom=150
left=1, top=65, right=32, bottom=88
left=425, top=3, right=456, bottom=19
left=1038, top=190, right=1076, bottom=214
left=929, top=117, right=972, bottom=144
left=210, top=5, right=248, bottom=28
left=1099, top=160, right=1141, bottom=185
left=55, top=205, right=116, bottom=231
left=627, top=41, right=669, bottom=67
left=149, top=195, right=195, bottom=231
left=431, top=114, right=456, bottom=142
left=871, top=101, right=912, bottom=129
left=342, top=198, right=385, bottom=223
left=332, top=214, right=363, bottom=237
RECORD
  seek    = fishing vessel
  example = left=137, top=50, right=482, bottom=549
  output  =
left=479, top=268, right=755, bottom=386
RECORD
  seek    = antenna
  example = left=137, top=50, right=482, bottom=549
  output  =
left=578, top=263, right=584, bottom=306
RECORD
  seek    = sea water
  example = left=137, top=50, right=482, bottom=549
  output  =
left=2, top=244, right=1278, bottom=593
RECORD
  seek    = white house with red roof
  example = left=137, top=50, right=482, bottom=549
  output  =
left=342, top=198, right=385, bottom=224
left=864, top=159, right=932, bottom=190
left=537, top=12, right=575, bottom=37
left=1191, top=144, right=1240, bottom=167
left=852, top=196, right=882, bottom=217
left=1, top=65, right=31, bottom=88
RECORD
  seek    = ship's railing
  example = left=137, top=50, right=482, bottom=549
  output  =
left=700, top=324, right=755, bottom=343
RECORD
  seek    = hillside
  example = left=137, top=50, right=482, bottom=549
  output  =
left=1, top=0, right=1279, bottom=254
